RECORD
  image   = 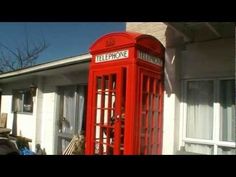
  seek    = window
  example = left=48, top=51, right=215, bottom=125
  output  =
left=12, top=89, right=33, bottom=113
left=57, top=85, right=87, bottom=154
left=186, top=81, right=214, bottom=140
left=183, top=79, right=235, bottom=155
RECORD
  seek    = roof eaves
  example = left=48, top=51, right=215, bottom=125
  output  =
left=0, top=53, right=92, bottom=79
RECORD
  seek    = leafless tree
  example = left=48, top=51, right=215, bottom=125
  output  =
left=0, top=34, right=48, bottom=73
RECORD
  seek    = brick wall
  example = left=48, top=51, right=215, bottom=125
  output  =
left=126, top=22, right=167, bottom=47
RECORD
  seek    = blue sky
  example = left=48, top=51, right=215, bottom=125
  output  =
left=0, top=22, right=125, bottom=64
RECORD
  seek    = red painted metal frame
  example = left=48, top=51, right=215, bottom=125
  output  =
left=85, top=32, right=164, bottom=155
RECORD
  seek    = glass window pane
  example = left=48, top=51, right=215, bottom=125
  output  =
left=97, top=77, right=102, bottom=90
left=186, top=81, right=214, bottom=140
left=76, top=85, right=87, bottom=135
left=111, top=74, right=116, bottom=90
left=143, top=75, right=148, bottom=92
left=96, top=109, right=101, bottom=124
left=23, top=91, right=33, bottom=112
left=104, top=76, right=109, bottom=90
left=13, top=92, right=23, bottom=112
left=96, top=92, right=102, bottom=109
left=219, top=80, right=235, bottom=142
left=95, top=126, right=100, bottom=139
left=104, top=92, right=109, bottom=109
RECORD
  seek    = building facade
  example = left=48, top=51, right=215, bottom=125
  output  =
left=127, top=22, right=235, bottom=154
left=0, top=22, right=235, bottom=155
left=0, top=54, right=91, bottom=154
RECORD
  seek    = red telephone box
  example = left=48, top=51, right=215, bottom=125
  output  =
left=85, top=32, right=165, bottom=155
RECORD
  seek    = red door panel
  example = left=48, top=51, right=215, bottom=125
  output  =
left=89, top=68, right=125, bottom=155
left=138, top=69, right=163, bottom=154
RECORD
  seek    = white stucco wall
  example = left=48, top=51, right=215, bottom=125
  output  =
left=181, top=38, right=234, bottom=79
left=43, top=71, right=88, bottom=86
left=162, top=93, right=175, bottom=154
left=162, top=47, right=183, bottom=155
left=1, top=81, right=37, bottom=151
left=16, top=113, right=35, bottom=143
left=40, top=91, right=57, bottom=154
left=34, top=79, right=44, bottom=150
left=1, top=95, right=14, bottom=129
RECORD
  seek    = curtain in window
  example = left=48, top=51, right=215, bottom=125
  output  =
left=13, top=93, right=23, bottom=112
left=77, top=86, right=85, bottom=135
left=186, top=81, right=214, bottom=140
left=185, top=81, right=214, bottom=154
left=220, top=80, right=235, bottom=142
left=62, top=87, right=76, bottom=134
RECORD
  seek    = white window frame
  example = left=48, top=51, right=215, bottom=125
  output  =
left=181, top=77, right=235, bottom=155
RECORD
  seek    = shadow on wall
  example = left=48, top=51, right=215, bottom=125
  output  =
left=164, top=49, right=176, bottom=97
left=164, top=26, right=186, bottom=154
left=164, top=26, right=181, bottom=97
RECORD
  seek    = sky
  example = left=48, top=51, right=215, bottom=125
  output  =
left=0, top=22, right=125, bottom=64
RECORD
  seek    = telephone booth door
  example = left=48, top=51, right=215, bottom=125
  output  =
left=138, top=69, right=163, bottom=154
left=88, top=67, right=126, bottom=155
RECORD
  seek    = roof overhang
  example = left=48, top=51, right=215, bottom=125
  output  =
left=0, top=53, right=92, bottom=84
left=164, top=22, right=235, bottom=47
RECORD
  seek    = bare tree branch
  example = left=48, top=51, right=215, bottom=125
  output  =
left=0, top=42, right=20, bottom=59
left=0, top=34, right=48, bottom=73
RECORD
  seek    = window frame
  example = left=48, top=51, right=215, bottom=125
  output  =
left=12, top=88, right=34, bottom=114
left=182, top=77, right=235, bottom=155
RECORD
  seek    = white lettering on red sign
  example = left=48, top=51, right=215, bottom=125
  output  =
left=95, top=50, right=129, bottom=63
left=138, top=50, right=163, bottom=66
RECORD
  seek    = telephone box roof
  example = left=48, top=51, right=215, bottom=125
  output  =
left=90, top=31, right=165, bottom=57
